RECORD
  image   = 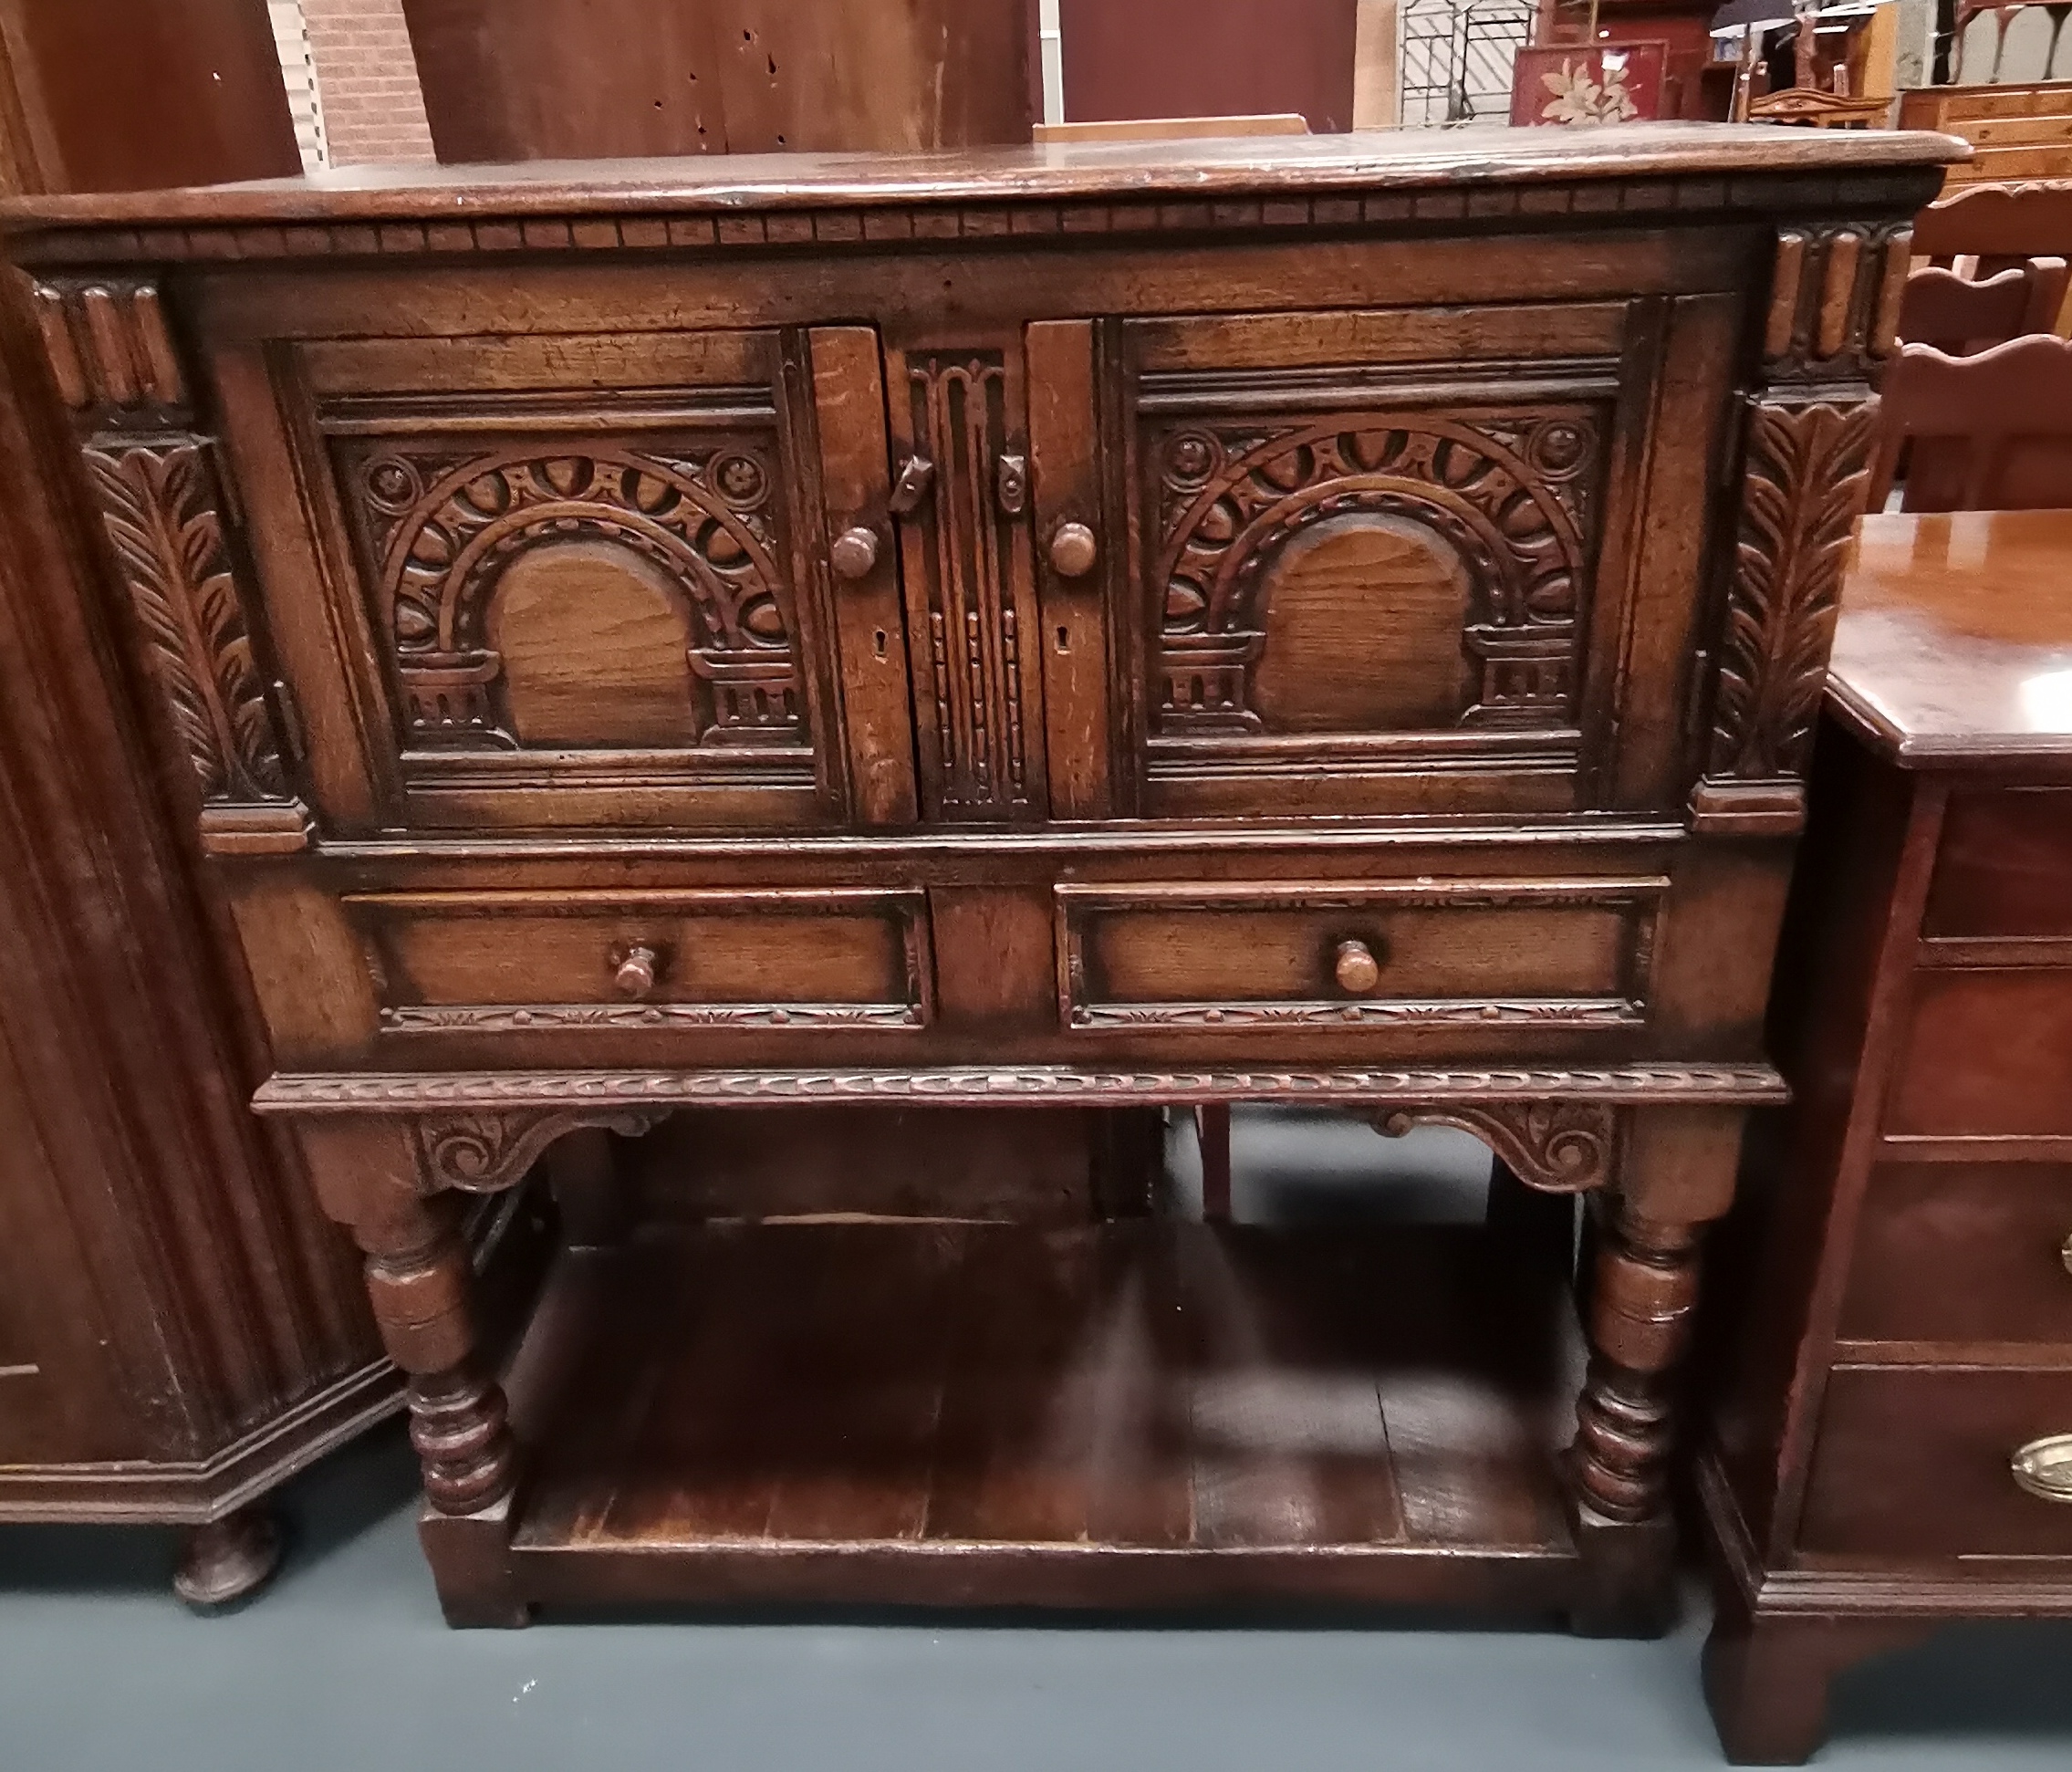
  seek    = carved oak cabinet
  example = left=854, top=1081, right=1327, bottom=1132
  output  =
left=1, top=126, right=1958, bottom=1630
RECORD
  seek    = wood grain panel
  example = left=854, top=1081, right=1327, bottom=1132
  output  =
left=1926, top=788, right=2072, bottom=940
left=1839, top=1162, right=2072, bottom=1350
left=1886, top=970, right=2072, bottom=1138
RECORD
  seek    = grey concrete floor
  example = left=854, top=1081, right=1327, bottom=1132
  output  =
left=4, top=1111, right=2069, bottom=1771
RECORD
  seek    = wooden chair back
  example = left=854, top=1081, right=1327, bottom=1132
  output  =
left=1899, top=256, right=2071, bottom=352
left=1869, top=335, right=2072, bottom=510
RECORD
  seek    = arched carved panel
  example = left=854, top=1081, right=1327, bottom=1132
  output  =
left=338, top=440, right=802, bottom=752
left=1149, top=411, right=1598, bottom=736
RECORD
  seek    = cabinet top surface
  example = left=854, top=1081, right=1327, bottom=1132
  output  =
left=1828, top=509, right=2072, bottom=768
left=0, top=124, right=1963, bottom=236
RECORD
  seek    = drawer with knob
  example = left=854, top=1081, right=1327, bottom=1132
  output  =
left=1051, top=877, right=1663, bottom=1035
left=1801, top=1368, right=2072, bottom=1559
left=347, top=887, right=932, bottom=1037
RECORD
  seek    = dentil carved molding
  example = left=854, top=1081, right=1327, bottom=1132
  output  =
left=1372, top=1100, right=1615, bottom=1193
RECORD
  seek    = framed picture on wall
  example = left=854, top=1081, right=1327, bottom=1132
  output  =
left=1509, top=41, right=1670, bottom=125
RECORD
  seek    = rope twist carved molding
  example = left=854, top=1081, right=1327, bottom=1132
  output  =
left=416, top=1108, right=670, bottom=1193
left=256, top=1063, right=1790, bottom=1115
left=84, top=439, right=290, bottom=806
left=1373, top=1100, right=1615, bottom=1193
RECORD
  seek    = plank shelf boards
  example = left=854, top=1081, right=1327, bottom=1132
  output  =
left=497, top=1217, right=1588, bottom=1613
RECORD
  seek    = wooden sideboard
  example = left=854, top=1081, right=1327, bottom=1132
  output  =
left=0, top=124, right=1959, bottom=1631
left=1701, top=508, right=2072, bottom=1763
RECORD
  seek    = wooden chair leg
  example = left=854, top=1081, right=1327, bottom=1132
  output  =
left=1194, top=1103, right=1233, bottom=1221
left=544, top=1123, right=631, bottom=1246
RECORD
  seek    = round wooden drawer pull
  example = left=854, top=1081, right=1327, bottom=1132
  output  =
left=613, top=945, right=660, bottom=1001
left=1049, top=521, right=1098, bottom=579
left=2012, top=1433, right=2072, bottom=1503
left=828, top=526, right=880, bottom=580
left=1333, top=938, right=1382, bottom=996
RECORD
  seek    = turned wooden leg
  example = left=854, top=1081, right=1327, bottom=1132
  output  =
left=1195, top=1103, right=1233, bottom=1221
left=1566, top=1108, right=1749, bottom=1635
left=173, top=1503, right=282, bottom=1608
left=303, top=1116, right=531, bottom=1628
left=1704, top=1604, right=1930, bottom=1765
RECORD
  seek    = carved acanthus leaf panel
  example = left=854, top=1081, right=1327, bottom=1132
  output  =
left=1705, top=399, right=1877, bottom=785
left=1149, top=411, right=1598, bottom=734
left=84, top=439, right=288, bottom=805
left=340, top=440, right=802, bottom=750
left=1373, top=1100, right=1615, bottom=1193
left=416, top=1108, right=670, bottom=1193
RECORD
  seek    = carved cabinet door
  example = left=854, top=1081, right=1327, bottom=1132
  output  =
left=211, top=322, right=918, bottom=837
left=1058, top=297, right=1742, bottom=821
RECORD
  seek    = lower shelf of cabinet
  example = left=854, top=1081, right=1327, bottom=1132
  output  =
left=497, top=1217, right=1592, bottom=1612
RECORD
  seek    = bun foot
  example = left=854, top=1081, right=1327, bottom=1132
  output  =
left=173, top=1504, right=283, bottom=1608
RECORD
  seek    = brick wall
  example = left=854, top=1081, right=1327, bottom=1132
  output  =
left=301, top=0, right=435, bottom=165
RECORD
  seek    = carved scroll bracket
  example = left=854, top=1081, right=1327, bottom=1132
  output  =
left=1372, top=1100, right=1616, bottom=1193
left=416, top=1107, right=671, bottom=1194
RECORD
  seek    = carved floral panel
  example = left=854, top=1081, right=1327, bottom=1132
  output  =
left=1146, top=407, right=1604, bottom=738
left=331, top=433, right=807, bottom=756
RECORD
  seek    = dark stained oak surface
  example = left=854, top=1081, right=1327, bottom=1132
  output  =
left=1827, top=510, right=2072, bottom=765
left=0, top=124, right=1966, bottom=232
left=504, top=1218, right=1583, bottom=1607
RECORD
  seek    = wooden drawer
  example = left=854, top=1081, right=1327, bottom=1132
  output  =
left=1053, top=877, right=1662, bottom=1032
left=1925, top=787, right=2072, bottom=940
left=1839, top=1162, right=2072, bottom=1348
left=1801, top=1368, right=2072, bottom=1558
left=350, top=888, right=932, bottom=1034
left=1885, top=969, right=2072, bottom=1137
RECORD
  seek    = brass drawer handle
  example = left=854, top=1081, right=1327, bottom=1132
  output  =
left=1333, top=938, right=1381, bottom=996
left=2012, top=1433, right=2072, bottom=1504
left=612, top=944, right=660, bottom=1002
left=1048, top=521, right=1098, bottom=579
left=828, top=526, right=880, bottom=581
left=2061, top=1229, right=2072, bottom=1277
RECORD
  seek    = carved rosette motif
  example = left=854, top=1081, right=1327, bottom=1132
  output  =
left=416, top=1108, right=671, bottom=1193
left=348, top=443, right=800, bottom=748
left=1705, top=401, right=1877, bottom=787
left=1373, top=1100, right=1615, bottom=1193
left=1151, top=412, right=1598, bottom=734
left=84, top=439, right=289, bottom=806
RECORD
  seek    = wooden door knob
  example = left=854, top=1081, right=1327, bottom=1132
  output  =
left=1333, top=938, right=1381, bottom=995
left=1049, top=521, right=1098, bottom=579
left=613, top=945, right=659, bottom=1001
left=829, top=526, right=880, bottom=580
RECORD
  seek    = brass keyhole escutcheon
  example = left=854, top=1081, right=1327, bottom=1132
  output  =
left=613, top=944, right=660, bottom=1001
left=1333, top=938, right=1381, bottom=996
left=1049, top=521, right=1098, bottom=579
left=828, top=526, right=880, bottom=581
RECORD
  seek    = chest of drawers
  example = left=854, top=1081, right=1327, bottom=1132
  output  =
left=2, top=125, right=1956, bottom=1632
left=1702, top=508, right=2072, bottom=1761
